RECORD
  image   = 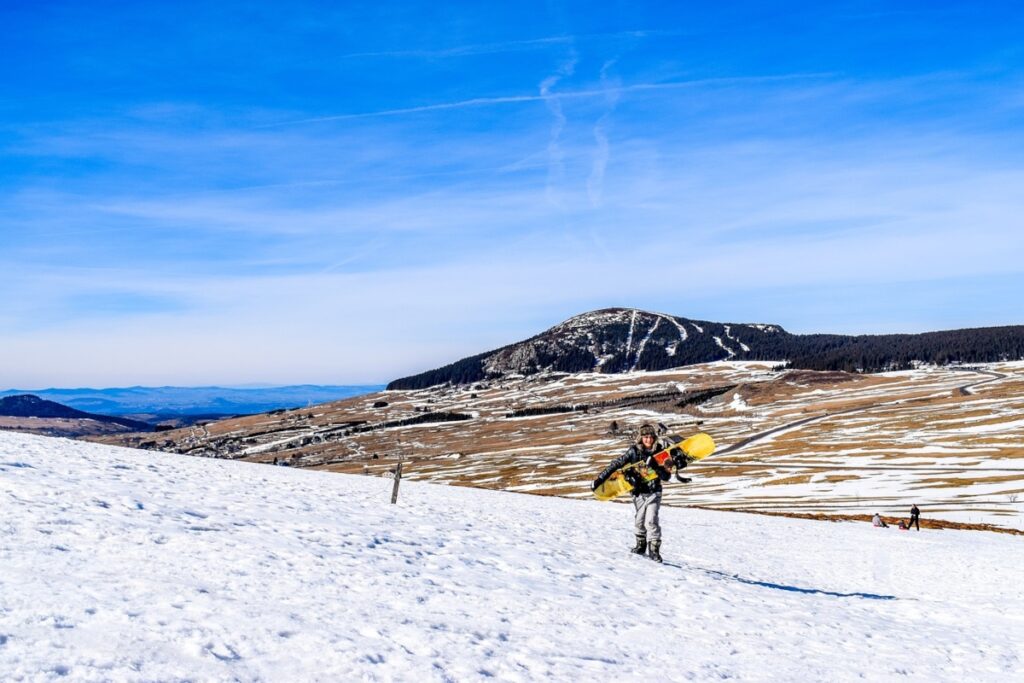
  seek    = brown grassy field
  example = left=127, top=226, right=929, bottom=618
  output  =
left=93, top=361, right=1024, bottom=531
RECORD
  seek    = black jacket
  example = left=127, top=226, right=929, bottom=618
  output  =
left=597, top=442, right=671, bottom=496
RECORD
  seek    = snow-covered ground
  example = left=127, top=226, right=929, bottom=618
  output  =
left=2, top=431, right=1022, bottom=681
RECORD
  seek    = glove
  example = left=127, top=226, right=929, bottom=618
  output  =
left=670, top=448, right=688, bottom=470
left=591, top=477, right=604, bottom=491
left=623, top=469, right=643, bottom=487
left=675, top=473, right=692, bottom=484
left=643, top=456, right=668, bottom=482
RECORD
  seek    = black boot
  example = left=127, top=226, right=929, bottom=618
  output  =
left=630, top=535, right=647, bottom=555
left=648, top=540, right=662, bottom=563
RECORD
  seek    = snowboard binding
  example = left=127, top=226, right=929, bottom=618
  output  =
left=670, top=447, right=692, bottom=482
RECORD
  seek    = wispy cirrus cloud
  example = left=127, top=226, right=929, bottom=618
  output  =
left=586, top=58, right=621, bottom=207
left=257, top=73, right=836, bottom=127
left=540, top=51, right=579, bottom=206
left=334, top=29, right=677, bottom=60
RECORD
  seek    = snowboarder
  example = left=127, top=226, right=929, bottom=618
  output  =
left=872, top=513, right=888, bottom=528
left=592, top=424, right=673, bottom=563
left=909, top=504, right=920, bottom=531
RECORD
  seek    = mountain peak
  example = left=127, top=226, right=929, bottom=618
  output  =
left=388, top=309, right=1024, bottom=390
left=388, top=309, right=789, bottom=390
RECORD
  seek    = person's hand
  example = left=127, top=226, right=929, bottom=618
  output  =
left=670, top=448, right=688, bottom=469
left=591, top=477, right=603, bottom=491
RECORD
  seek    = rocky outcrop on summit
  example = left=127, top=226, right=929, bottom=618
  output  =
left=387, top=308, right=1024, bottom=390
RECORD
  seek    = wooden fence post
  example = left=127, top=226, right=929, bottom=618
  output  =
left=390, top=459, right=403, bottom=504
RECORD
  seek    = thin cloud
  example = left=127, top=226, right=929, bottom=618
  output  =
left=587, top=59, right=622, bottom=207
left=258, top=73, right=836, bottom=128
left=541, top=52, right=579, bottom=206
left=334, top=29, right=680, bottom=60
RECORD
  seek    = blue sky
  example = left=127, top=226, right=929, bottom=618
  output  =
left=3, top=1, right=1024, bottom=387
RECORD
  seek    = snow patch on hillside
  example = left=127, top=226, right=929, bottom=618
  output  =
left=728, top=392, right=750, bottom=411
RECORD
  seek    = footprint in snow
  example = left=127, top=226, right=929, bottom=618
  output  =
left=205, top=642, right=241, bottom=662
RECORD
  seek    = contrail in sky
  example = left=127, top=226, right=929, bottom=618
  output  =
left=259, top=73, right=835, bottom=128
left=540, top=52, right=579, bottom=206
left=587, top=58, right=621, bottom=207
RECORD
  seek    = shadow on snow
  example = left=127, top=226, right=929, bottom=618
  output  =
left=663, top=562, right=897, bottom=600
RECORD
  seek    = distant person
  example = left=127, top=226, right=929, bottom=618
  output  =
left=872, top=513, right=888, bottom=528
left=898, top=520, right=907, bottom=530
left=592, top=424, right=672, bottom=563
left=909, top=504, right=920, bottom=531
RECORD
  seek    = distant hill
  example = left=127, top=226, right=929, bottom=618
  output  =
left=388, top=308, right=1024, bottom=389
left=0, top=385, right=384, bottom=418
left=0, top=395, right=152, bottom=432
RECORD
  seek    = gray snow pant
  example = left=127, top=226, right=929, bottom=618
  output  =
left=632, top=492, right=662, bottom=541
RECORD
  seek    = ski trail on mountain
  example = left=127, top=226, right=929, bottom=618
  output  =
left=724, top=324, right=751, bottom=352
left=713, top=335, right=737, bottom=358
left=668, top=315, right=689, bottom=341
left=631, top=316, right=661, bottom=370
left=623, top=309, right=637, bottom=370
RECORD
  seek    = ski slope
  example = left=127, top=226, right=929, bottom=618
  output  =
left=1, top=432, right=1022, bottom=681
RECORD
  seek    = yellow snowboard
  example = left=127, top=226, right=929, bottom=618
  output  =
left=593, top=432, right=715, bottom=501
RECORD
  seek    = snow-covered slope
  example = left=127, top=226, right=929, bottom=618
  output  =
left=2, top=431, right=1021, bottom=681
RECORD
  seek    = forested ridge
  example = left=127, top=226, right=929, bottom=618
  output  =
left=387, top=310, right=1024, bottom=389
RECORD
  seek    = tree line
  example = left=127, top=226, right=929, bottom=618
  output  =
left=387, top=320, right=1024, bottom=389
